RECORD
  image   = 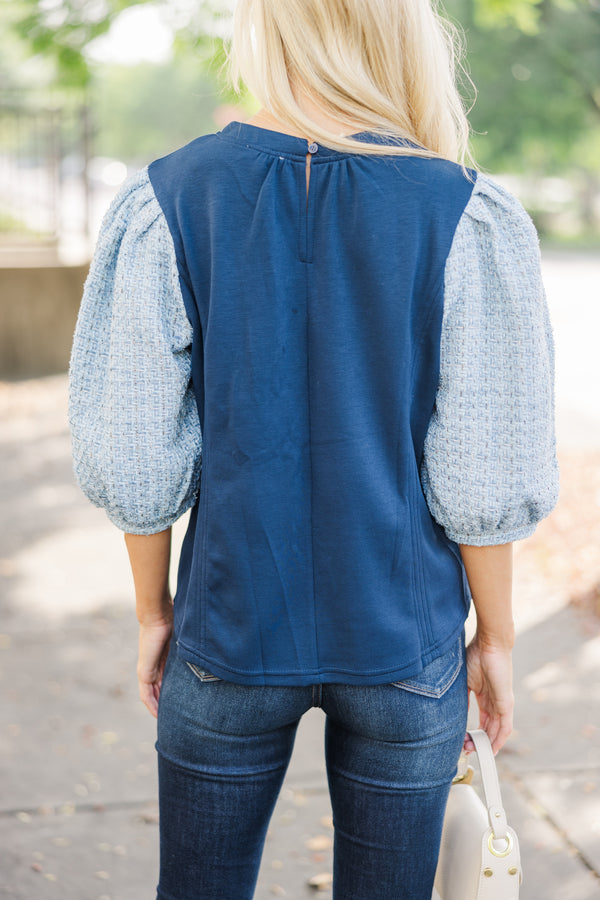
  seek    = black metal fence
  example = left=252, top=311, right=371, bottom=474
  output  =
left=0, top=95, right=91, bottom=249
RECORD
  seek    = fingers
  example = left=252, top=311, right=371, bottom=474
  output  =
left=478, top=711, right=513, bottom=756
left=484, top=718, right=500, bottom=754
left=139, top=679, right=160, bottom=718
left=463, top=687, right=514, bottom=757
left=489, top=712, right=514, bottom=756
left=480, top=690, right=514, bottom=755
left=464, top=719, right=513, bottom=756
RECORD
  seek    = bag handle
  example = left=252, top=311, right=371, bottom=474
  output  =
left=467, top=729, right=509, bottom=843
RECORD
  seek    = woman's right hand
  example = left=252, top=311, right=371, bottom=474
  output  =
left=463, top=631, right=514, bottom=756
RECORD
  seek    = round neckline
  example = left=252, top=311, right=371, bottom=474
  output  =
left=218, top=120, right=382, bottom=159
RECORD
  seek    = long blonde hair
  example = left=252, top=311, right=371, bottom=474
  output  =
left=223, top=0, right=475, bottom=166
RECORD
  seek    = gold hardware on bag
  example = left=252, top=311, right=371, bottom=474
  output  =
left=508, top=867, right=518, bottom=876
left=451, top=765, right=474, bottom=785
left=488, top=832, right=514, bottom=858
left=483, top=868, right=493, bottom=877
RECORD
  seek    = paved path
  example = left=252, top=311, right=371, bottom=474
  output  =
left=0, top=251, right=598, bottom=898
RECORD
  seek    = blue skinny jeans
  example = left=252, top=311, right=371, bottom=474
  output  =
left=155, top=629, right=468, bottom=900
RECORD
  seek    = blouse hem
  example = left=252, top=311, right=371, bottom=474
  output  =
left=174, top=613, right=469, bottom=686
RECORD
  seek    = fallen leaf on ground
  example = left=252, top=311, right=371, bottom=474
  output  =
left=306, top=834, right=333, bottom=851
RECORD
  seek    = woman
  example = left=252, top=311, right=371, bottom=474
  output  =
left=68, top=0, right=559, bottom=897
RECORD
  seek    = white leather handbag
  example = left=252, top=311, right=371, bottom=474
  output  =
left=432, top=729, right=522, bottom=900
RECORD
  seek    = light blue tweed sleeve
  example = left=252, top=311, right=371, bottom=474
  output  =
left=68, top=167, right=201, bottom=534
left=420, top=172, right=559, bottom=546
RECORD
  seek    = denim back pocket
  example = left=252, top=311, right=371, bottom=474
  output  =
left=390, top=635, right=463, bottom=698
left=185, top=661, right=223, bottom=683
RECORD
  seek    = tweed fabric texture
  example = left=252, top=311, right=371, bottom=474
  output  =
left=421, top=173, right=559, bottom=545
left=68, top=167, right=558, bottom=543
left=68, top=168, right=201, bottom=534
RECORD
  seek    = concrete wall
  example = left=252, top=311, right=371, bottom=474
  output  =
left=0, top=262, right=89, bottom=379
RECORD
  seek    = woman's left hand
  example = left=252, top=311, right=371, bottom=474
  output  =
left=137, top=608, right=174, bottom=718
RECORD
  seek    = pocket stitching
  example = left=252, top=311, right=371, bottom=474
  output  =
left=390, top=638, right=463, bottom=698
left=185, top=661, right=222, bottom=682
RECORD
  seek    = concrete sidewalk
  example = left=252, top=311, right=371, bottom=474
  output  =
left=1, top=251, right=599, bottom=898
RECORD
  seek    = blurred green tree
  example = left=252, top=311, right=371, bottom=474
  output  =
left=9, top=0, right=234, bottom=94
left=10, top=0, right=152, bottom=89
left=446, top=0, right=600, bottom=176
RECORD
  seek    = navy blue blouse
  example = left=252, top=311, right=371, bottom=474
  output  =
left=69, top=121, right=559, bottom=685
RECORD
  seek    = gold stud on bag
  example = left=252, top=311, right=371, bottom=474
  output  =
left=432, top=729, right=522, bottom=900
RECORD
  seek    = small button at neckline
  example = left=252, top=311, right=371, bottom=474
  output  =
left=308, top=142, right=319, bottom=154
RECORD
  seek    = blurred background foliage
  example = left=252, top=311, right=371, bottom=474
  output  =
left=1, top=0, right=599, bottom=242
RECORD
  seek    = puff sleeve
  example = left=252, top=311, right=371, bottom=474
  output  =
left=420, top=172, right=560, bottom=546
left=68, top=168, right=202, bottom=534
